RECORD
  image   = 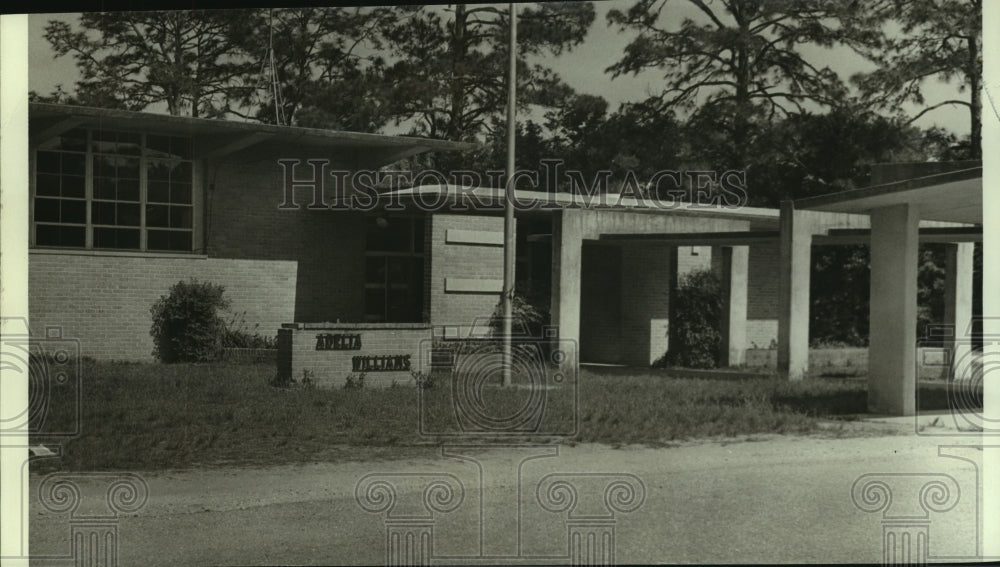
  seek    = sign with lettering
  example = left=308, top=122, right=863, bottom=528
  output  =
left=352, top=355, right=411, bottom=372
left=316, top=333, right=362, bottom=350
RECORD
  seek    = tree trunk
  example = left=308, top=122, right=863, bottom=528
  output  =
left=447, top=4, right=468, bottom=142
left=968, top=34, right=981, bottom=159
left=732, top=14, right=751, bottom=170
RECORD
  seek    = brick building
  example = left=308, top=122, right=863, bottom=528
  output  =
left=28, top=103, right=790, bottom=366
left=23, top=103, right=804, bottom=372
left=27, top=103, right=978, bottom=410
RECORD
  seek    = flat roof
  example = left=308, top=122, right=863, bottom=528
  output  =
left=794, top=166, right=982, bottom=225
left=387, top=184, right=782, bottom=228
left=29, top=102, right=478, bottom=156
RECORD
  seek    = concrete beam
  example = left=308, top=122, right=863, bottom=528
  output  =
left=777, top=202, right=814, bottom=380
left=600, top=231, right=779, bottom=246
left=944, top=242, right=974, bottom=379
left=719, top=246, right=749, bottom=367
left=816, top=226, right=982, bottom=245
left=868, top=203, right=920, bottom=416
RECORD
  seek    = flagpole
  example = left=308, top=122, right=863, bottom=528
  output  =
left=501, top=2, right=517, bottom=387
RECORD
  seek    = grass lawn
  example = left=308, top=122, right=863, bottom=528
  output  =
left=31, top=361, right=957, bottom=472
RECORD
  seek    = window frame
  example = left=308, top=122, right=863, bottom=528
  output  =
left=30, top=128, right=200, bottom=253
left=364, top=215, right=426, bottom=323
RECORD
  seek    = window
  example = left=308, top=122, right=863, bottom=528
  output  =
left=365, top=216, right=425, bottom=323
left=33, top=128, right=195, bottom=252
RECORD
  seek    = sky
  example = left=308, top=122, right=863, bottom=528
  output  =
left=26, top=1, right=971, bottom=136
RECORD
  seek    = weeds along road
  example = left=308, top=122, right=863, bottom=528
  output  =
left=29, top=427, right=984, bottom=565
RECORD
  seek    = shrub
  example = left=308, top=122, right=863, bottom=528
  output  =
left=150, top=280, right=230, bottom=363
left=222, top=311, right=277, bottom=349
left=344, top=373, right=366, bottom=389
left=488, top=292, right=547, bottom=338
left=658, top=269, right=722, bottom=369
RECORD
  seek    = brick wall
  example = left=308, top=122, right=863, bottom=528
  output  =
left=428, top=213, right=505, bottom=330
left=580, top=244, right=622, bottom=363
left=747, top=242, right=781, bottom=349
left=578, top=243, right=674, bottom=366
left=29, top=252, right=296, bottom=360
left=620, top=245, right=672, bottom=366
left=207, top=144, right=366, bottom=323
left=677, top=245, right=713, bottom=276
left=28, top=141, right=374, bottom=361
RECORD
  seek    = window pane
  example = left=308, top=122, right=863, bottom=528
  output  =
left=170, top=183, right=192, bottom=205
left=146, top=204, right=169, bottom=227
left=36, top=173, right=60, bottom=197
left=62, top=153, right=86, bottom=176
left=37, top=151, right=60, bottom=173
left=147, top=231, right=166, bottom=251
left=365, top=288, right=386, bottom=319
left=118, top=203, right=141, bottom=226
left=147, top=160, right=170, bottom=181
left=94, top=177, right=115, bottom=200
left=62, top=175, right=85, bottom=199
left=92, top=201, right=116, bottom=225
left=117, top=179, right=140, bottom=202
left=93, top=155, right=117, bottom=178
left=35, top=224, right=58, bottom=245
left=147, top=230, right=191, bottom=252
left=365, top=256, right=386, bottom=284
left=36, top=224, right=85, bottom=247
left=94, top=227, right=139, bottom=249
left=171, top=182, right=189, bottom=204
left=117, top=158, right=140, bottom=180
left=173, top=161, right=192, bottom=181
left=62, top=200, right=87, bottom=224
left=411, top=258, right=425, bottom=321
left=387, top=288, right=411, bottom=322
left=388, top=257, right=408, bottom=285
left=34, top=198, right=60, bottom=222
left=171, top=231, right=192, bottom=251
left=148, top=181, right=170, bottom=203
left=169, top=206, right=192, bottom=229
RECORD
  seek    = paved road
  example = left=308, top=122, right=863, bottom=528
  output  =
left=28, top=425, right=986, bottom=565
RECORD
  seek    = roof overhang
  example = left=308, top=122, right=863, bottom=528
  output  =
left=794, top=166, right=982, bottom=225
left=386, top=184, right=783, bottom=227
left=29, top=103, right=478, bottom=168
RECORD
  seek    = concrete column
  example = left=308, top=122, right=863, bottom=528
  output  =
left=720, top=246, right=749, bottom=367
left=777, top=202, right=813, bottom=380
left=868, top=203, right=920, bottom=415
left=944, top=242, right=974, bottom=380
left=551, top=210, right=583, bottom=370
